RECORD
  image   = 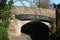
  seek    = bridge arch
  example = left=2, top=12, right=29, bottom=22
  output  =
left=14, top=14, right=55, bottom=36
left=15, top=14, right=55, bottom=33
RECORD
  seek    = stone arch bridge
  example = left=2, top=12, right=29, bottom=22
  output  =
left=8, top=6, right=56, bottom=38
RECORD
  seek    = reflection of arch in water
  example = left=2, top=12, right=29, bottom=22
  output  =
left=21, top=21, right=50, bottom=40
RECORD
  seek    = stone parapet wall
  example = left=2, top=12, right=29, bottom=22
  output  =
left=10, top=6, right=55, bottom=18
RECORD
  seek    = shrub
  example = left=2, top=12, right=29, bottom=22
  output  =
left=0, top=0, right=13, bottom=40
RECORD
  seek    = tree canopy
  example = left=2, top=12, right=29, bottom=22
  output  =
left=0, top=0, right=7, bottom=9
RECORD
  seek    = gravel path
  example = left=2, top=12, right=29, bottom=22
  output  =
left=9, top=33, right=32, bottom=40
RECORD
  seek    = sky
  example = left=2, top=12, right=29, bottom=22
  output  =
left=7, top=0, right=60, bottom=6
left=13, top=1, right=31, bottom=6
left=50, top=0, right=60, bottom=4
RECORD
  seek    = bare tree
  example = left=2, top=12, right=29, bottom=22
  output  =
left=14, top=0, right=39, bottom=7
left=38, top=0, right=50, bottom=8
left=13, top=0, right=50, bottom=8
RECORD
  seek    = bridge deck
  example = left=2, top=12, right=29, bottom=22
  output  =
left=10, top=6, right=55, bottom=19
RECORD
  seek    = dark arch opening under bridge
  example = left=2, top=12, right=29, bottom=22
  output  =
left=21, top=21, right=50, bottom=40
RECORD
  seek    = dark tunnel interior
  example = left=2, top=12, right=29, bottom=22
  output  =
left=21, top=21, right=50, bottom=40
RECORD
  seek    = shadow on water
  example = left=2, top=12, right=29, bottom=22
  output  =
left=21, top=21, right=49, bottom=40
